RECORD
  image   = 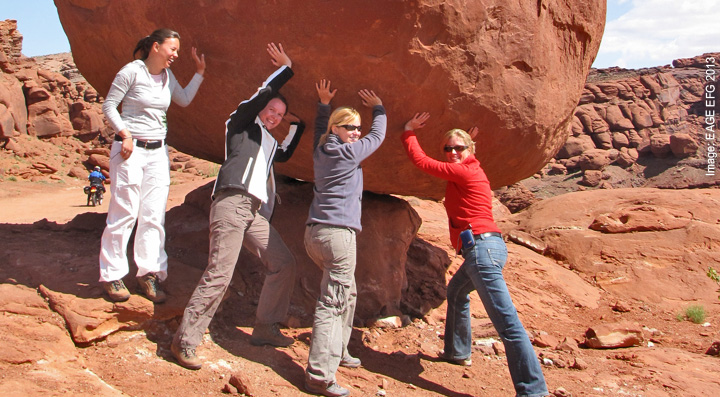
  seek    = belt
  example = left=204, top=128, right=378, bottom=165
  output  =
left=114, top=134, right=165, bottom=149
left=474, top=232, right=502, bottom=240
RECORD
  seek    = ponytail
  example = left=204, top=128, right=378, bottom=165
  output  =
left=133, top=28, right=180, bottom=60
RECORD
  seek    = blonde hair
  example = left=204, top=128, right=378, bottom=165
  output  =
left=319, top=107, right=361, bottom=145
left=443, top=128, right=475, bottom=154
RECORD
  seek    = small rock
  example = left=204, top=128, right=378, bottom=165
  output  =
left=229, top=373, right=254, bottom=396
left=533, top=333, right=560, bottom=348
left=553, top=387, right=572, bottom=397
left=221, top=383, right=238, bottom=394
left=473, top=337, right=498, bottom=347
left=380, top=378, right=389, bottom=389
left=612, top=301, right=631, bottom=313
left=474, top=344, right=495, bottom=356
left=706, top=341, right=720, bottom=356
left=584, top=322, right=643, bottom=349
left=492, top=341, right=505, bottom=355
left=367, top=316, right=402, bottom=329
left=570, top=357, right=588, bottom=370
left=555, top=337, right=580, bottom=353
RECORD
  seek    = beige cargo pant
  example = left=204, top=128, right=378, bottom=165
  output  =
left=174, top=189, right=296, bottom=349
left=304, top=223, right=357, bottom=386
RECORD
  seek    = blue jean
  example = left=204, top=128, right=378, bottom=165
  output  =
left=444, top=235, right=548, bottom=397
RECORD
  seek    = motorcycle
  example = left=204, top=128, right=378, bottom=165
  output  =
left=84, top=184, right=104, bottom=206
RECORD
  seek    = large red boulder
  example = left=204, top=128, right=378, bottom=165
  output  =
left=55, top=0, right=605, bottom=198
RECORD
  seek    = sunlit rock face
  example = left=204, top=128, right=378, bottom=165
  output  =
left=56, top=0, right=605, bottom=198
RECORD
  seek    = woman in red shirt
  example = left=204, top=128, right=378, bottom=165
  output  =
left=401, top=112, right=548, bottom=397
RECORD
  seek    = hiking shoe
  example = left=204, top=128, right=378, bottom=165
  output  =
left=304, top=380, right=350, bottom=397
left=340, top=355, right=361, bottom=368
left=250, top=323, right=294, bottom=347
left=137, top=273, right=167, bottom=303
left=171, top=341, right=202, bottom=370
left=438, top=350, right=472, bottom=366
left=103, top=279, right=130, bottom=302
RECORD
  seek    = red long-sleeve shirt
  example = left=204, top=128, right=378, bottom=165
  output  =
left=401, top=130, right=500, bottom=251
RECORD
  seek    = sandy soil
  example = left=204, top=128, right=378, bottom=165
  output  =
left=2, top=174, right=719, bottom=397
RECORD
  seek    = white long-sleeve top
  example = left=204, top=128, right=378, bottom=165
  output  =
left=102, top=59, right=204, bottom=140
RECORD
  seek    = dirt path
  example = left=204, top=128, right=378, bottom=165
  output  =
left=0, top=176, right=211, bottom=224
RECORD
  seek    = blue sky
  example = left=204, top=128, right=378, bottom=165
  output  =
left=1, top=0, right=718, bottom=69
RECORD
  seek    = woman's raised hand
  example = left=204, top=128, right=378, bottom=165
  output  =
left=315, top=79, right=337, bottom=105
left=358, top=89, right=382, bottom=107
left=191, top=47, right=206, bottom=76
left=405, top=112, right=430, bottom=131
left=468, top=126, right=479, bottom=139
left=267, top=43, right=292, bottom=68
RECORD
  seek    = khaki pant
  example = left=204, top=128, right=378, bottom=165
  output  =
left=304, top=223, right=357, bottom=385
left=174, top=189, right=296, bottom=349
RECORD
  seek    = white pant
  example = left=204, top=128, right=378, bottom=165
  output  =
left=99, top=140, right=170, bottom=282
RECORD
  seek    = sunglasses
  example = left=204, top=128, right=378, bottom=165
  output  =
left=338, top=124, right=362, bottom=132
left=443, top=145, right=468, bottom=153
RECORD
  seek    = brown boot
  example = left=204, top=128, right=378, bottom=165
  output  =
left=171, top=341, right=202, bottom=370
left=103, top=279, right=130, bottom=302
left=137, top=273, right=167, bottom=303
left=251, top=323, right=294, bottom=347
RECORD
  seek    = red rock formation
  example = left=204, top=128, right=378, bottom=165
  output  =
left=548, top=53, right=720, bottom=187
left=178, top=178, right=434, bottom=324
left=54, top=0, right=606, bottom=199
left=501, top=188, right=720, bottom=306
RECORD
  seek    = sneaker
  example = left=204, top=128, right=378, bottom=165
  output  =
left=137, top=273, right=167, bottom=303
left=340, top=355, right=361, bottom=368
left=304, top=380, right=350, bottom=397
left=170, top=341, right=202, bottom=370
left=250, top=323, right=294, bottom=347
left=103, top=279, right=130, bottom=302
left=438, top=350, right=472, bottom=366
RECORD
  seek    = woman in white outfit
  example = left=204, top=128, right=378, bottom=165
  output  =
left=100, top=28, right=206, bottom=303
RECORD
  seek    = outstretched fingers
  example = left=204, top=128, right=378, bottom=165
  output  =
left=358, top=89, right=382, bottom=107
left=405, top=112, right=430, bottom=131
left=191, top=47, right=206, bottom=75
left=315, top=79, right=337, bottom=105
left=267, top=42, right=291, bottom=67
left=468, top=126, right=479, bottom=139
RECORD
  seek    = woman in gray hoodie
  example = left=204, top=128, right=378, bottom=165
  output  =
left=304, top=80, right=386, bottom=397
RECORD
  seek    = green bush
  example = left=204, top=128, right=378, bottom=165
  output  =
left=708, top=267, right=720, bottom=301
left=685, top=305, right=706, bottom=324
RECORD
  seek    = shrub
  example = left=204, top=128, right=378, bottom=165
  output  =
left=708, top=267, right=720, bottom=301
left=685, top=305, right=706, bottom=324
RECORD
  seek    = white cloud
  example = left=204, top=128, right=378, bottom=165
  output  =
left=593, top=0, right=720, bottom=69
